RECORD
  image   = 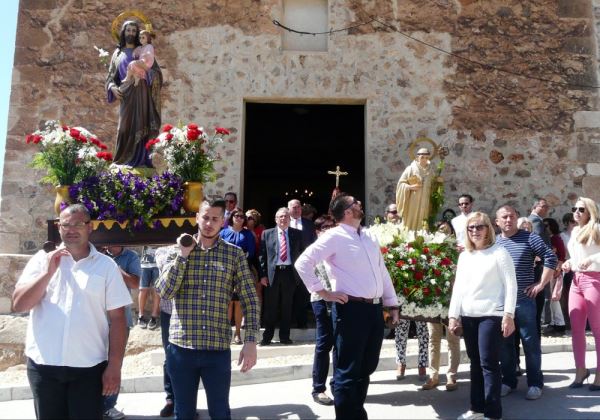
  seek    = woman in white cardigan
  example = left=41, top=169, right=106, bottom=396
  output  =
left=448, top=212, right=517, bottom=420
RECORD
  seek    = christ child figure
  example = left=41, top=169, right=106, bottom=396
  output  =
left=124, top=29, right=155, bottom=86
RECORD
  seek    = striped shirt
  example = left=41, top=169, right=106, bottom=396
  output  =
left=156, top=237, right=259, bottom=350
left=497, top=229, right=557, bottom=301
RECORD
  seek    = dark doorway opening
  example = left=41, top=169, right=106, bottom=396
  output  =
left=243, top=103, right=365, bottom=226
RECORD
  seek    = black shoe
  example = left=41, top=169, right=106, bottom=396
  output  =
left=138, top=316, right=148, bottom=329
left=159, top=401, right=174, bottom=417
left=259, top=340, right=271, bottom=346
left=312, top=392, right=334, bottom=406
left=148, top=317, right=158, bottom=330
left=590, top=384, right=600, bottom=391
left=280, top=339, right=294, bottom=345
left=569, top=369, right=590, bottom=388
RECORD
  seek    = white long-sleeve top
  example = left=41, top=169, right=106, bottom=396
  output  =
left=448, top=243, right=517, bottom=319
left=567, top=225, right=600, bottom=272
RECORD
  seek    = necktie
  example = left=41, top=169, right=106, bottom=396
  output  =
left=280, top=230, right=288, bottom=262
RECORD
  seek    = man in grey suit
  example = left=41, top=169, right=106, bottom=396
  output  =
left=528, top=198, right=552, bottom=334
left=259, top=207, right=304, bottom=345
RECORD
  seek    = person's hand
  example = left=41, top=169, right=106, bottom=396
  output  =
left=562, top=261, right=572, bottom=273
left=502, top=315, right=515, bottom=337
left=110, top=85, right=123, bottom=100
left=578, top=257, right=592, bottom=271
left=525, top=282, right=544, bottom=298
left=321, top=290, right=348, bottom=304
left=238, top=342, right=257, bottom=373
left=45, top=248, right=69, bottom=277
left=102, top=362, right=121, bottom=396
left=260, top=277, right=268, bottom=287
left=176, top=234, right=196, bottom=258
left=389, top=308, right=400, bottom=326
left=448, top=317, right=462, bottom=336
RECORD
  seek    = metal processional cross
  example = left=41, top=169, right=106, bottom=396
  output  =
left=327, top=165, right=348, bottom=188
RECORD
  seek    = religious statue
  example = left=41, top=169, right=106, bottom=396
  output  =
left=395, top=147, right=437, bottom=231
left=105, top=17, right=162, bottom=168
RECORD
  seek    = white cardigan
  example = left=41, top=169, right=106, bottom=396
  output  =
left=448, top=243, right=517, bottom=319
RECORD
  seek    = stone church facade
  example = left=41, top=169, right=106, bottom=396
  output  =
left=1, top=0, right=600, bottom=311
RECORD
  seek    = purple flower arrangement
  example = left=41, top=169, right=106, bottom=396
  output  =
left=69, top=171, right=184, bottom=229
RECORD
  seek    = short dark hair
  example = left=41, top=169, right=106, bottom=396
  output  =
left=227, top=207, right=246, bottom=227
left=224, top=192, right=237, bottom=201
left=562, top=212, right=574, bottom=226
left=61, top=203, right=91, bottom=221
left=314, top=214, right=335, bottom=231
left=458, top=194, right=473, bottom=203
left=330, top=193, right=350, bottom=222
left=544, top=218, right=560, bottom=235
left=200, top=198, right=226, bottom=214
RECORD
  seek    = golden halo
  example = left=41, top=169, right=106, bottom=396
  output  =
left=111, top=10, right=151, bottom=42
left=408, top=137, right=439, bottom=161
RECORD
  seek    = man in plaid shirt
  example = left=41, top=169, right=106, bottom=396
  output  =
left=156, top=198, right=259, bottom=419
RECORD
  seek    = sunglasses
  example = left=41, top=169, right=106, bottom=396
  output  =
left=387, top=210, right=398, bottom=214
left=458, top=202, right=470, bottom=207
left=344, top=199, right=358, bottom=210
left=233, top=214, right=245, bottom=219
left=467, top=224, right=487, bottom=232
left=225, top=199, right=236, bottom=203
left=572, top=207, right=586, bottom=213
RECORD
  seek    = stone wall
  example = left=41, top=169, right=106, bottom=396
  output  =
left=2, top=0, right=600, bottom=258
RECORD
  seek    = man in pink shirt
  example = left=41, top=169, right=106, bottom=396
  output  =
left=295, top=194, right=399, bottom=419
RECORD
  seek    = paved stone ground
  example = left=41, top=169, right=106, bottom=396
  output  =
left=1, top=351, right=599, bottom=419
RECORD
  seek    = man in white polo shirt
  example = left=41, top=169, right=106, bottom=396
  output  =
left=12, top=204, right=132, bottom=419
left=451, top=194, right=474, bottom=249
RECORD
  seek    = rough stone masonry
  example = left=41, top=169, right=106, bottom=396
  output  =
left=1, top=0, right=600, bottom=312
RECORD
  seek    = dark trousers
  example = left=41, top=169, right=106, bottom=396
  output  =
left=27, top=358, right=107, bottom=420
left=462, top=316, right=503, bottom=419
left=166, top=344, right=231, bottom=420
left=312, top=300, right=337, bottom=395
left=263, top=267, right=296, bottom=342
left=160, top=311, right=174, bottom=402
left=332, top=301, right=384, bottom=420
left=293, top=282, right=311, bottom=328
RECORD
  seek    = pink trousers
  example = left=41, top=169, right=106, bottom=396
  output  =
left=569, top=271, right=600, bottom=368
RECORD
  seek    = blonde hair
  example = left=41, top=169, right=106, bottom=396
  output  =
left=517, top=217, right=533, bottom=232
left=575, top=197, right=600, bottom=245
left=464, top=212, right=496, bottom=252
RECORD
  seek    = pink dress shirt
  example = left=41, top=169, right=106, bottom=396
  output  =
left=294, top=223, right=398, bottom=307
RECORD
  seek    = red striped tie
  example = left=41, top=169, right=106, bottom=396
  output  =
left=280, top=230, right=288, bottom=262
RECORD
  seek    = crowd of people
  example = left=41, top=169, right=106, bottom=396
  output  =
left=11, top=190, right=600, bottom=420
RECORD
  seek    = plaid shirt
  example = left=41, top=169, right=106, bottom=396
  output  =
left=156, top=237, right=259, bottom=350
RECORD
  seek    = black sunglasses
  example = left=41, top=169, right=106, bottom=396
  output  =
left=572, top=207, right=586, bottom=213
left=387, top=210, right=398, bottom=214
left=467, top=224, right=487, bottom=232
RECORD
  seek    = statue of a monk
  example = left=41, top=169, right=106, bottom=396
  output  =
left=105, top=20, right=162, bottom=167
left=395, top=147, right=435, bottom=231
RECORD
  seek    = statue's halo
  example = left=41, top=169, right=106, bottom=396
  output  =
left=408, top=137, right=438, bottom=160
left=111, top=10, right=152, bottom=42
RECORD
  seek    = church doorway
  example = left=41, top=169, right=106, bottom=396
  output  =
left=243, top=102, right=366, bottom=224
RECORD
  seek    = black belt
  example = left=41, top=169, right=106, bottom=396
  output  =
left=275, top=265, right=291, bottom=270
left=347, top=295, right=381, bottom=304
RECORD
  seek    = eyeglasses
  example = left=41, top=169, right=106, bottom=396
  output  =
left=233, top=214, right=245, bottom=219
left=458, top=202, right=470, bottom=207
left=344, top=199, right=357, bottom=210
left=572, top=207, right=586, bottom=213
left=225, top=199, right=236, bottom=203
left=58, top=221, right=90, bottom=229
left=247, top=216, right=255, bottom=221
left=386, top=210, right=398, bottom=214
left=467, top=224, right=487, bottom=232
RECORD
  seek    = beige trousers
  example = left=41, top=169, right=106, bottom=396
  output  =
left=428, top=322, right=461, bottom=381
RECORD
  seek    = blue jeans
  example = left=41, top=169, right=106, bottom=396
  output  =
left=311, top=300, right=336, bottom=395
left=160, top=311, right=174, bottom=402
left=166, top=344, right=231, bottom=420
left=462, top=316, right=503, bottom=419
left=332, top=301, right=384, bottom=420
left=501, top=298, right=543, bottom=388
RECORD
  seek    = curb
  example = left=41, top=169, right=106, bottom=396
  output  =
left=0, top=340, right=586, bottom=402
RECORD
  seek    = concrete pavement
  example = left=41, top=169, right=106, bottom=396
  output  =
left=1, top=351, right=599, bottom=419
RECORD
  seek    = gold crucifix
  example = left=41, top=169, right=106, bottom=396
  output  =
left=327, top=165, right=348, bottom=188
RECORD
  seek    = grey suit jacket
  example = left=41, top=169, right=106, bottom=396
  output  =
left=259, top=227, right=304, bottom=285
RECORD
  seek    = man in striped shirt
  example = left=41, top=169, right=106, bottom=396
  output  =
left=495, top=205, right=557, bottom=401
left=156, top=198, right=259, bottom=419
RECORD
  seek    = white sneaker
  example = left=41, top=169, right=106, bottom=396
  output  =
left=500, top=384, right=512, bottom=397
left=457, top=411, right=484, bottom=419
left=525, top=386, right=542, bottom=400
left=104, top=407, right=125, bottom=420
